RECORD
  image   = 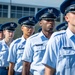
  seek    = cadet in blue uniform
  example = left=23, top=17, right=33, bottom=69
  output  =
left=42, top=0, right=75, bottom=75
left=0, top=22, right=17, bottom=75
left=56, top=21, right=68, bottom=31
left=8, top=16, right=37, bottom=75
left=0, top=24, right=4, bottom=40
left=22, top=7, right=60, bottom=75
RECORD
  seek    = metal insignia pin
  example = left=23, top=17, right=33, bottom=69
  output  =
left=10, top=23, right=14, bottom=27
left=29, top=17, right=33, bottom=21
left=48, top=9, right=53, bottom=13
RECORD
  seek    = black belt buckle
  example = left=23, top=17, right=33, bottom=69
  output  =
left=0, top=66, right=9, bottom=70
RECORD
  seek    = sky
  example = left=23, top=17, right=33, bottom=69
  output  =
left=0, top=0, right=64, bottom=7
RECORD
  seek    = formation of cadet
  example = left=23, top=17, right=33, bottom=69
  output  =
left=42, top=0, right=75, bottom=75
left=8, top=16, right=37, bottom=75
left=0, top=22, right=17, bottom=75
left=22, top=7, right=60, bottom=75
left=0, top=0, right=75, bottom=75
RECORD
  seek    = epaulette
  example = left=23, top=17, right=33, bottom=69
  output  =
left=52, top=30, right=66, bottom=37
left=28, top=33, right=39, bottom=39
left=11, top=37, right=21, bottom=45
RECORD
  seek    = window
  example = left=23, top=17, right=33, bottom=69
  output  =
left=11, top=6, right=35, bottom=18
left=38, top=8, right=42, bottom=11
left=0, top=4, right=36, bottom=18
left=0, top=5, right=2, bottom=17
left=29, top=8, right=35, bottom=16
left=16, top=6, right=22, bottom=18
left=23, top=7, right=29, bottom=16
left=0, top=5, right=8, bottom=18
left=11, top=6, right=16, bottom=18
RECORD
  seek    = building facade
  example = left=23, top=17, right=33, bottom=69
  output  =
left=0, top=0, right=64, bottom=39
left=0, top=0, right=64, bottom=21
left=0, top=0, right=47, bottom=19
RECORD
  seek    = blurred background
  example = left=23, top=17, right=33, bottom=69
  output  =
left=0, top=0, right=65, bottom=39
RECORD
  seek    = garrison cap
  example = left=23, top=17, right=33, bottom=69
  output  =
left=18, top=16, right=37, bottom=27
left=60, top=0, right=75, bottom=15
left=56, top=22, right=68, bottom=31
left=0, top=24, right=3, bottom=31
left=35, top=7, right=60, bottom=21
left=2, top=22, right=17, bottom=31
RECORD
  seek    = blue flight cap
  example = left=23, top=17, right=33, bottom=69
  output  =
left=60, top=0, right=75, bottom=15
left=35, top=7, right=60, bottom=21
left=56, top=22, right=68, bottom=31
left=18, top=16, right=37, bottom=27
left=2, top=22, right=18, bottom=31
left=0, top=24, right=3, bottom=31
left=38, top=27, right=42, bottom=32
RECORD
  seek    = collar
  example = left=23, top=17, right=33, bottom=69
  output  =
left=38, top=31, right=49, bottom=41
left=21, top=36, right=26, bottom=41
left=66, top=28, right=75, bottom=39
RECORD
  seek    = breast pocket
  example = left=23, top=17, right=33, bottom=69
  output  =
left=59, top=48, right=75, bottom=68
left=17, top=49, right=24, bottom=58
left=34, top=45, right=46, bottom=58
left=57, top=48, right=75, bottom=75
left=56, top=49, right=75, bottom=75
left=0, top=49, right=8, bottom=58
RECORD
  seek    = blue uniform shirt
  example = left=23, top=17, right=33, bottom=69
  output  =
left=42, top=28, right=75, bottom=75
left=22, top=32, right=49, bottom=75
left=8, top=36, right=26, bottom=72
left=0, top=39, right=9, bottom=67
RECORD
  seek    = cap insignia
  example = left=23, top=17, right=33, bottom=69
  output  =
left=29, top=17, right=33, bottom=21
left=10, top=23, right=14, bottom=27
left=48, top=9, right=53, bottom=13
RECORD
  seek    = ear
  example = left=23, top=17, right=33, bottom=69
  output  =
left=39, top=20, right=42, bottom=27
left=3, top=30, right=5, bottom=34
left=21, top=25, right=24, bottom=31
left=65, top=14, right=69, bottom=22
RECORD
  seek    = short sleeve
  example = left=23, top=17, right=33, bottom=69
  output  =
left=22, top=38, right=33, bottom=63
left=42, top=35, right=58, bottom=69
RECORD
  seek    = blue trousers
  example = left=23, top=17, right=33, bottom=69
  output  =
left=14, top=71, right=22, bottom=75
left=0, top=67, right=8, bottom=75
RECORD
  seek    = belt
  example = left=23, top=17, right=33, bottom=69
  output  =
left=0, top=66, right=9, bottom=70
left=14, top=71, right=22, bottom=75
